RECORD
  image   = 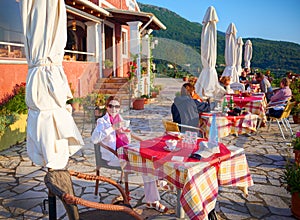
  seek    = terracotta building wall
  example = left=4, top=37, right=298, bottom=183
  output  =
left=0, top=61, right=98, bottom=101
left=0, top=63, right=28, bottom=101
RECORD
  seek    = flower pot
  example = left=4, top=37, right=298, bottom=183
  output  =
left=151, top=91, right=158, bottom=98
left=291, top=192, right=300, bottom=219
left=133, top=98, right=144, bottom=110
left=294, top=149, right=300, bottom=165
left=71, top=102, right=80, bottom=112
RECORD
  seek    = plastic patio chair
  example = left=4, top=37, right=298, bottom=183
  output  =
left=267, top=101, right=295, bottom=139
left=230, top=82, right=245, bottom=92
left=44, top=169, right=142, bottom=220
left=162, top=119, right=180, bottom=132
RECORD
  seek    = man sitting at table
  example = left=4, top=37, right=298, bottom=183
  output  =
left=171, top=83, right=210, bottom=135
left=255, top=72, right=273, bottom=102
left=267, top=77, right=292, bottom=118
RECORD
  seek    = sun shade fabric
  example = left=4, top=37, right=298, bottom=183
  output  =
left=222, top=23, right=239, bottom=83
left=244, top=40, right=253, bottom=69
left=20, top=0, right=84, bottom=169
left=195, top=6, right=225, bottom=99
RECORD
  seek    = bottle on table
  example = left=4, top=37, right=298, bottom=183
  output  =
left=222, top=97, right=228, bottom=113
left=229, top=95, right=234, bottom=111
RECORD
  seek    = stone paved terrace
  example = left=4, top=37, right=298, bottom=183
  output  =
left=0, top=78, right=299, bottom=219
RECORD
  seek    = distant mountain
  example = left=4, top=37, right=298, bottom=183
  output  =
left=139, top=3, right=300, bottom=77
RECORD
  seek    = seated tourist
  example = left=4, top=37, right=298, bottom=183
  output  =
left=267, top=77, right=292, bottom=118
left=171, top=83, right=210, bottom=135
left=239, top=68, right=250, bottom=90
left=91, top=96, right=168, bottom=213
left=185, top=83, right=202, bottom=102
left=219, top=76, right=233, bottom=93
left=255, top=72, right=273, bottom=102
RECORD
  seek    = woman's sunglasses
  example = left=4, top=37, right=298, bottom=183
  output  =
left=108, top=104, right=120, bottom=109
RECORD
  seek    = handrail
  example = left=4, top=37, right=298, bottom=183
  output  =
left=0, top=41, right=24, bottom=47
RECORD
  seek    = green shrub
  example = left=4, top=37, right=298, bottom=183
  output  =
left=0, top=83, right=27, bottom=136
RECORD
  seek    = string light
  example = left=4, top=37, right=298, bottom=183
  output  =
left=72, top=20, right=76, bottom=31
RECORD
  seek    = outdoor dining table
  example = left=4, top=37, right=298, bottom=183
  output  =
left=117, top=134, right=253, bottom=220
left=225, top=93, right=267, bottom=124
left=199, top=112, right=258, bottom=138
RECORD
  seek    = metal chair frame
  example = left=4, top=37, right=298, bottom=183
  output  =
left=267, top=101, right=295, bottom=139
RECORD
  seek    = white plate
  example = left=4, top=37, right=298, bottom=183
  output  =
left=163, top=146, right=180, bottom=152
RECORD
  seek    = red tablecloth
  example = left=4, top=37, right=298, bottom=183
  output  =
left=200, top=112, right=258, bottom=138
left=139, top=135, right=231, bottom=167
left=226, top=95, right=263, bottom=108
left=118, top=138, right=253, bottom=220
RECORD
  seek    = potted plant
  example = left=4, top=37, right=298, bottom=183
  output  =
left=150, top=85, right=162, bottom=98
left=293, top=131, right=300, bottom=165
left=132, top=96, right=145, bottom=110
left=290, top=78, right=300, bottom=124
left=141, top=94, right=150, bottom=104
left=103, top=59, right=114, bottom=78
left=94, top=93, right=108, bottom=119
left=67, top=97, right=82, bottom=112
left=82, top=93, right=108, bottom=119
left=183, top=75, right=189, bottom=82
left=281, top=162, right=300, bottom=218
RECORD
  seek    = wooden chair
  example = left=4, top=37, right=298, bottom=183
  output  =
left=44, top=169, right=142, bottom=220
left=267, top=101, right=295, bottom=139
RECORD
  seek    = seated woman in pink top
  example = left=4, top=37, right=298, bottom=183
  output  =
left=268, top=77, right=292, bottom=118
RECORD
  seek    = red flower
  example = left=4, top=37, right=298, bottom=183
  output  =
left=128, top=61, right=137, bottom=80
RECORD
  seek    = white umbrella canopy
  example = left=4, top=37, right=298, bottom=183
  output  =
left=244, top=40, right=253, bottom=69
left=195, top=6, right=225, bottom=99
left=221, top=23, right=239, bottom=83
left=236, top=37, right=244, bottom=76
left=20, top=0, right=84, bottom=169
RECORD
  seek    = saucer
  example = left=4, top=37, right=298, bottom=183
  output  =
left=163, top=146, right=180, bottom=152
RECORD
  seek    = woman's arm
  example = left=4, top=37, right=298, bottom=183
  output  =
left=91, top=116, right=114, bottom=144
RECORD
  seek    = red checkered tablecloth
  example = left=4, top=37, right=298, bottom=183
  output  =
left=199, top=112, right=258, bottom=138
left=117, top=136, right=253, bottom=220
left=226, top=94, right=267, bottom=122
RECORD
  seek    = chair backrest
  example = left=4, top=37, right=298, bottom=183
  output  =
left=44, top=170, right=80, bottom=220
left=280, top=101, right=295, bottom=119
left=94, top=143, right=122, bottom=170
left=162, top=119, right=180, bottom=132
left=230, top=82, right=245, bottom=92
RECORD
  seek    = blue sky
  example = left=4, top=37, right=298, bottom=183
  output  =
left=137, top=0, right=300, bottom=45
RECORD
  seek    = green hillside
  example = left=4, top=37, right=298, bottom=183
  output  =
left=139, top=3, right=300, bottom=77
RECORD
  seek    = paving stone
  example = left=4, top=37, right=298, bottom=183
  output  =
left=220, top=206, right=251, bottom=220
left=249, top=184, right=290, bottom=197
left=246, top=203, right=269, bottom=218
left=262, top=194, right=291, bottom=216
left=11, top=180, right=40, bottom=194
left=0, top=78, right=299, bottom=219
left=15, top=166, right=41, bottom=177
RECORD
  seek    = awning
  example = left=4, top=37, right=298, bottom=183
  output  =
left=65, top=0, right=110, bottom=19
left=105, top=8, right=166, bottom=31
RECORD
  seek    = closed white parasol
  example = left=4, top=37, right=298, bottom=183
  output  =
left=20, top=0, right=84, bottom=169
left=244, top=40, right=253, bottom=69
left=221, top=23, right=239, bottom=83
left=195, top=6, right=225, bottom=99
left=236, top=37, right=244, bottom=76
